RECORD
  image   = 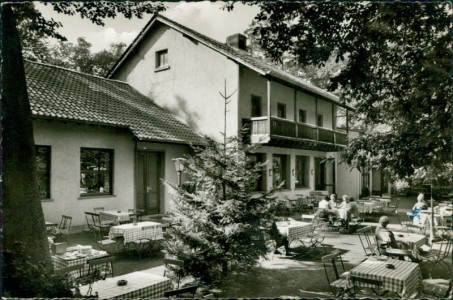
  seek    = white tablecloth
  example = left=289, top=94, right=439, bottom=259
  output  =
left=109, top=221, right=163, bottom=244
left=79, top=271, right=171, bottom=299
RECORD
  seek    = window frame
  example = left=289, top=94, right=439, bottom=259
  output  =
left=155, top=49, right=169, bottom=71
left=273, top=154, right=289, bottom=189
left=295, top=155, right=309, bottom=189
left=36, top=145, right=51, bottom=199
left=317, top=114, right=324, bottom=127
left=251, top=95, right=262, bottom=117
left=299, top=109, right=307, bottom=123
left=80, top=147, right=114, bottom=197
left=277, top=103, right=287, bottom=119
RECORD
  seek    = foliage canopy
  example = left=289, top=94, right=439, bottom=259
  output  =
left=240, top=2, right=451, bottom=180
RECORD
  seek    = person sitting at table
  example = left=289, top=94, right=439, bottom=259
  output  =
left=375, top=216, right=420, bottom=262
left=315, top=195, right=330, bottom=219
left=329, top=194, right=338, bottom=210
left=411, top=193, right=428, bottom=220
left=348, top=197, right=360, bottom=219
left=338, top=195, right=349, bottom=209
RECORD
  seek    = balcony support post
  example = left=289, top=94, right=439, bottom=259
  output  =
left=294, top=89, right=297, bottom=138
left=315, top=97, right=319, bottom=141
left=267, top=80, right=271, bottom=135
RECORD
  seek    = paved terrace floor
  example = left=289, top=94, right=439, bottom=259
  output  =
left=61, top=195, right=451, bottom=297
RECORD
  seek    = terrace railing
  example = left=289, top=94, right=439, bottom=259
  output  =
left=243, top=117, right=348, bottom=146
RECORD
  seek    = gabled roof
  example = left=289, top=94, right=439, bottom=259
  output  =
left=108, top=14, right=353, bottom=110
left=25, top=60, right=205, bottom=145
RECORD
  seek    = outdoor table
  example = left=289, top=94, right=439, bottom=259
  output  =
left=52, top=246, right=109, bottom=277
left=109, top=221, right=164, bottom=244
left=362, top=202, right=378, bottom=213
left=337, top=208, right=348, bottom=220
left=438, top=206, right=452, bottom=217
left=78, top=271, right=171, bottom=299
left=275, top=220, right=312, bottom=245
left=348, top=257, right=422, bottom=297
left=100, top=210, right=132, bottom=224
left=378, top=198, right=391, bottom=207
left=392, top=232, right=427, bottom=251
left=414, top=211, right=443, bottom=227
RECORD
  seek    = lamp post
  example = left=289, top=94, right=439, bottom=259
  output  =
left=172, top=158, right=185, bottom=187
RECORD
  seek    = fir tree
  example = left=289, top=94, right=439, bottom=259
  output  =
left=164, top=134, right=279, bottom=284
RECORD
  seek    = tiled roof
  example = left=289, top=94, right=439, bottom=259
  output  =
left=108, top=15, right=353, bottom=110
left=25, top=60, right=205, bottom=145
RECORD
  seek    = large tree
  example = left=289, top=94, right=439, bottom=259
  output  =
left=242, top=2, right=451, bottom=180
left=1, top=2, right=165, bottom=296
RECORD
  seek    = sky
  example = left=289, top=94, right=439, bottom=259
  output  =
left=36, top=2, right=260, bottom=53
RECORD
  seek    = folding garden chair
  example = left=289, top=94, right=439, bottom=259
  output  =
left=356, top=226, right=381, bottom=257
left=321, top=251, right=355, bottom=297
left=164, top=256, right=185, bottom=288
left=57, top=215, right=72, bottom=234
left=350, top=275, right=391, bottom=297
left=418, top=240, right=452, bottom=272
left=87, top=256, right=115, bottom=281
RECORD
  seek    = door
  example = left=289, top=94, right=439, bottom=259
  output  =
left=315, top=157, right=326, bottom=190
left=136, top=151, right=163, bottom=215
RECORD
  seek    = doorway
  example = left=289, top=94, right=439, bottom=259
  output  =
left=136, top=151, right=164, bottom=215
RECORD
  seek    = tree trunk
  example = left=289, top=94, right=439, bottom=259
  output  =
left=2, top=2, right=53, bottom=291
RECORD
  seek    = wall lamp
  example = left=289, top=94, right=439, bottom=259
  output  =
left=172, top=158, right=186, bottom=187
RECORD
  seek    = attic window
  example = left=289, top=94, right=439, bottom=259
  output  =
left=155, top=49, right=169, bottom=72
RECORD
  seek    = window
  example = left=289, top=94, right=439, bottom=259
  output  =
left=251, top=95, right=262, bottom=117
left=315, top=157, right=326, bottom=190
left=277, top=103, right=286, bottom=119
left=80, top=148, right=113, bottom=196
left=317, top=114, right=323, bottom=127
left=295, top=156, right=309, bottom=188
left=299, top=109, right=307, bottom=123
left=155, top=49, right=168, bottom=69
left=36, top=145, right=51, bottom=199
left=247, top=153, right=266, bottom=191
left=273, top=154, right=288, bottom=188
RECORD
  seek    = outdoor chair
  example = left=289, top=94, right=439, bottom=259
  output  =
left=57, top=215, right=72, bottom=234
left=93, top=207, right=104, bottom=214
left=321, top=251, right=355, bottom=297
left=164, top=256, right=185, bottom=288
left=418, top=240, right=452, bottom=272
left=299, top=224, right=326, bottom=254
left=85, top=212, right=111, bottom=236
left=163, top=284, right=198, bottom=298
left=128, top=208, right=145, bottom=222
left=356, top=226, right=381, bottom=257
left=55, top=263, right=86, bottom=281
left=87, top=256, right=115, bottom=280
left=91, top=226, right=119, bottom=252
left=130, top=227, right=162, bottom=260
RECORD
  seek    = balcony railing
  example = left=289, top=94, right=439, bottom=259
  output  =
left=243, top=117, right=348, bottom=146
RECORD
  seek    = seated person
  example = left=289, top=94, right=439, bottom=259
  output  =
left=411, top=193, right=428, bottom=220
left=338, top=195, right=349, bottom=209
left=329, top=194, right=338, bottom=210
left=348, top=197, right=360, bottom=219
left=316, top=195, right=334, bottom=220
left=375, top=216, right=419, bottom=262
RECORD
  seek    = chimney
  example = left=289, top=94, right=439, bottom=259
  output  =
left=226, top=33, right=247, bottom=51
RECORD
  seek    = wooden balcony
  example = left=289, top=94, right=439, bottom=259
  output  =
left=243, top=117, right=348, bottom=151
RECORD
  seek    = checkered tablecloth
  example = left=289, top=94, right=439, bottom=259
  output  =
left=349, top=258, right=422, bottom=297
left=393, top=232, right=427, bottom=250
left=276, top=221, right=313, bottom=242
left=78, top=271, right=171, bottom=298
left=109, top=221, right=163, bottom=244
left=100, top=210, right=131, bottom=224
left=52, top=248, right=109, bottom=277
